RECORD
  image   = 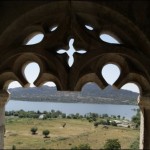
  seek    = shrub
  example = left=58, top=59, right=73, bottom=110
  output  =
left=94, top=122, right=99, bottom=127
left=30, top=127, right=38, bottom=135
left=71, top=146, right=78, bottom=150
left=67, top=116, right=71, bottom=119
left=43, top=129, right=50, bottom=138
left=111, top=121, right=117, bottom=126
left=71, top=143, right=91, bottom=150
left=130, top=138, right=139, bottom=149
left=78, top=143, right=91, bottom=149
left=88, top=118, right=93, bottom=122
left=100, top=120, right=108, bottom=125
left=62, top=122, right=66, bottom=128
left=104, top=139, right=121, bottom=150
left=132, top=109, right=140, bottom=126
left=62, top=113, right=66, bottom=118
left=12, top=145, right=16, bottom=150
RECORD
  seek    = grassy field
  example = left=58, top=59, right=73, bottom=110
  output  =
left=4, top=118, right=139, bottom=149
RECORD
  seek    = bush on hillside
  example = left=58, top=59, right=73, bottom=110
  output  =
left=30, top=127, right=38, bottom=135
left=43, top=129, right=50, bottom=138
left=104, top=139, right=121, bottom=150
left=71, top=143, right=91, bottom=149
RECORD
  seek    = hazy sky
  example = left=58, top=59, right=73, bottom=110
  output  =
left=8, top=33, right=140, bottom=93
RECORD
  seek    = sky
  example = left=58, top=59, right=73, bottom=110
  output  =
left=8, top=33, right=140, bottom=93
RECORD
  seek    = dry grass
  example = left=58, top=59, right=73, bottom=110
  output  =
left=4, top=118, right=139, bottom=149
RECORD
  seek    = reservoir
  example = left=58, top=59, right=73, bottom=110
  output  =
left=5, top=100, right=138, bottom=120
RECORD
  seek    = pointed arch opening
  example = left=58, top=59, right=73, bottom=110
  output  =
left=43, top=81, right=57, bottom=87
left=8, top=81, right=22, bottom=90
left=121, top=83, right=140, bottom=94
left=41, top=81, right=57, bottom=93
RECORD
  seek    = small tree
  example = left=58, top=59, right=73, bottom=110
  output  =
left=43, top=129, right=50, bottom=138
left=104, top=139, right=121, bottom=150
left=30, top=127, right=38, bottom=135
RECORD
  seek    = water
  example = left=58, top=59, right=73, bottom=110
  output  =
left=5, top=100, right=138, bottom=120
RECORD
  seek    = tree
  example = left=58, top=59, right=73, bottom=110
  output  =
left=117, top=115, right=120, bottom=119
left=132, top=109, right=140, bottom=127
left=31, top=127, right=38, bottom=135
left=104, top=139, right=121, bottom=150
left=62, top=113, right=66, bottom=118
left=102, top=114, right=109, bottom=118
left=43, top=129, right=50, bottom=138
left=122, top=116, right=125, bottom=120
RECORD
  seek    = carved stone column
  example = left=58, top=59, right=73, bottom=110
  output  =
left=0, top=90, right=9, bottom=149
left=138, top=95, right=150, bottom=149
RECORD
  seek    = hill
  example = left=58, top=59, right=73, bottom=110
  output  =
left=8, top=83, right=139, bottom=105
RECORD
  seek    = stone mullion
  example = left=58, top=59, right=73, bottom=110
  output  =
left=138, top=96, right=150, bottom=149
left=0, top=90, right=9, bottom=149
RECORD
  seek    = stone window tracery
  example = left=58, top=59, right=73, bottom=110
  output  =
left=0, top=1, right=149, bottom=95
left=0, top=1, right=150, bottom=149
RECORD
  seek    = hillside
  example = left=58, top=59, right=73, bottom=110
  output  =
left=8, top=83, right=139, bottom=105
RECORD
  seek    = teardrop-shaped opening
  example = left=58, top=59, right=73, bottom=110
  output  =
left=23, top=62, right=40, bottom=87
left=102, top=64, right=120, bottom=85
left=50, top=25, right=58, bottom=32
left=24, top=33, right=44, bottom=45
left=121, top=83, right=140, bottom=93
left=85, top=25, right=94, bottom=30
left=100, top=34, right=120, bottom=44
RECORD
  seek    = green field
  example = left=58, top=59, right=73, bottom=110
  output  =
left=4, top=118, right=139, bottom=149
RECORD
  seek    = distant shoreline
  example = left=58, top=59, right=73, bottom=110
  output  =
left=9, top=98, right=138, bottom=106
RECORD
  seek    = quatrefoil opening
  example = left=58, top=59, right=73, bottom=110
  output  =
left=57, top=38, right=87, bottom=67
